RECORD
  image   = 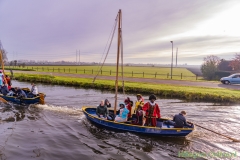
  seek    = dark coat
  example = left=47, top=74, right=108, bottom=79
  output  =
left=173, top=114, right=191, bottom=128
left=96, top=105, right=109, bottom=117
left=1, top=85, right=9, bottom=95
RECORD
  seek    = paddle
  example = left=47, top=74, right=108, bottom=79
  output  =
left=0, top=97, right=8, bottom=104
left=188, top=121, right=240, bottom=142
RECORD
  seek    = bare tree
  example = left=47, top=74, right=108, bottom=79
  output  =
left=201, top=55, right=220, bottom=80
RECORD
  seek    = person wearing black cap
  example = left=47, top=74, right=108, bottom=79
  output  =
left=142, top=94, right=161, bottom=127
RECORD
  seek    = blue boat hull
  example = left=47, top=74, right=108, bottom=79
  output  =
left=82, top=107, right=194, bottom=137
left=1, top=94, right=43, bottom=104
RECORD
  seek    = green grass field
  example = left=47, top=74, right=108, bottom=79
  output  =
left=13, top=73, right=239, bottom=103
left=6, top=65, right=200, bottom=80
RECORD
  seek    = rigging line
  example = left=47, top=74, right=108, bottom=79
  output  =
left=92, top=14, right=118, bottom=83
left=96, top=14, right=119, bottom=74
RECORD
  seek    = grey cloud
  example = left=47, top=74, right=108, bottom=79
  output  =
left=0, top=0, right=239, bottom=64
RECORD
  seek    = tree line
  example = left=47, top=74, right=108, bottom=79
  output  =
left=201, top=53, right=240, bottom=80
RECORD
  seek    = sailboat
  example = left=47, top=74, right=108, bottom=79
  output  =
left=0, top=42, right=46, bottom=105
left=82, top=10, right=194, bottom=137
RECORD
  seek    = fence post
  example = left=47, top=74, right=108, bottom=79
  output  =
left=92, top=69, right=93, bottom=74
left=196, top=74, right=198, bottom=80
left=84, top=69, right=85, bottom=74
left=132, top=71, right=133, bottom=77
left=32, top=67, right=33, bottom=70
left=167, top=73, right=169, bottom=78
left=101, top=70, right=102, bottom=75
left=155, top=72, right=157, bottom=78
left=181, top=73, right=182, bottom=79
left=143, top=72, right=144, bottom=77
left=110, top=70, right=111, bottom=75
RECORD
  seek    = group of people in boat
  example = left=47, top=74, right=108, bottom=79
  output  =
left=0, top=82, right=39, bottom=101
left=96, top=94, right=193, bottom=128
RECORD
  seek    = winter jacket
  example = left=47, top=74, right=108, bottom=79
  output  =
left=96, top=105, right=109, bottom=117
left=173, top=114, right=192, bottom=128
left=1, top=85, right=9, bottom=95
left=31, top=85, right=38, bottom=95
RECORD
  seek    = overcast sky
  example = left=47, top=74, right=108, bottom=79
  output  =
left=0, top=0, right=240, bottom=65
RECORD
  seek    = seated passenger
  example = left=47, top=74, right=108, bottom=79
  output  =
left=104, top=99, right=111, bottom=108
left=114, top=103, right=129, bottom=122
left=96, top=100, right=112, bottom=120
left=166, top=111, right=193, bottom=128
left=132, top=106, right=143, bottom=125
left=16, top=88, right=27, bottom=99
left=0, top=83, right=9, bottom=96
left=27, top=83, right=39, bottom=98
left=124, top=97, right=133, bottom=120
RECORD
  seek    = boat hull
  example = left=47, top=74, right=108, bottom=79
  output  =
left=83, top=107, right=194, bottom=137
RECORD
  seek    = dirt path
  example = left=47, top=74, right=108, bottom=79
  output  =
left=11, top=70, right=240, bottom=90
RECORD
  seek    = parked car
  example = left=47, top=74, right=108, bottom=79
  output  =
left=220, top=73, right=240, bottom=84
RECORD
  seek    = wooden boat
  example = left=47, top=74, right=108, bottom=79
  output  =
left=83, top=10, right=194, bottom=137
left=0, top=43, right=46, bottom=105
left=0, top=88, right=45, bottom=105
left=83, top=107, right=194, bottom=137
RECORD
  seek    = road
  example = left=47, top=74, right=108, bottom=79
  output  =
left=10, top=70, right=240, bottom=90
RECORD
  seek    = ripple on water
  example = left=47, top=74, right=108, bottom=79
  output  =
left=0, top=81, right=239, bottom=160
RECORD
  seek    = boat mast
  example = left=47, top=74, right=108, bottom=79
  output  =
left=114, top=9, right=122, bottom=115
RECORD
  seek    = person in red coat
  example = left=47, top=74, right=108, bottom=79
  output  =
left=124, top=97, right=133, bottom=120
left=142, top=94, right=161, bottom=127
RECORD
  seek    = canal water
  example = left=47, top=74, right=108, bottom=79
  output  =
left=0, top=81, right=239, bottom=160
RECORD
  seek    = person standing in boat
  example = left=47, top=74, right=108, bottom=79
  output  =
left=142, top=94, right=161, bottom=127
left=124, top=97, right=133, bottom=119
left=96, top=100, right=112, bottom=120
left=5, top=75, right=12, bottom=90
left=114, top=102, right=129, bottom=122
left=133, top=94, right=144, bottom=114
left=0, top=70, right=4, bottom=86
left=28, top=83, right=39, bottom=98
left=104, top=99, right=111, bottom=108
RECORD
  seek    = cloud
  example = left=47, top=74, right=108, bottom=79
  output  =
left=0, top=0, right=239, bottom=64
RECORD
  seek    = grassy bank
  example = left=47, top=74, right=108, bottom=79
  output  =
left=13, top=73, right=240, bottom=103
left=5, top=65, right=200, bottom=80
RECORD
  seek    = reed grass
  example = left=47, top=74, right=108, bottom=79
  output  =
left=13, top=73, right=240, bottom=103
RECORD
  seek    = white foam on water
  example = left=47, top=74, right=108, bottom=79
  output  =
left=28, top=104, right=83, bottom=116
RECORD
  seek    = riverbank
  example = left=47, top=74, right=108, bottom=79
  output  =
left=13, top=73, right=240, bottom=103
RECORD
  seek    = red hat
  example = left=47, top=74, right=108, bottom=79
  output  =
left=124, top=97, right=130, bottom=103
